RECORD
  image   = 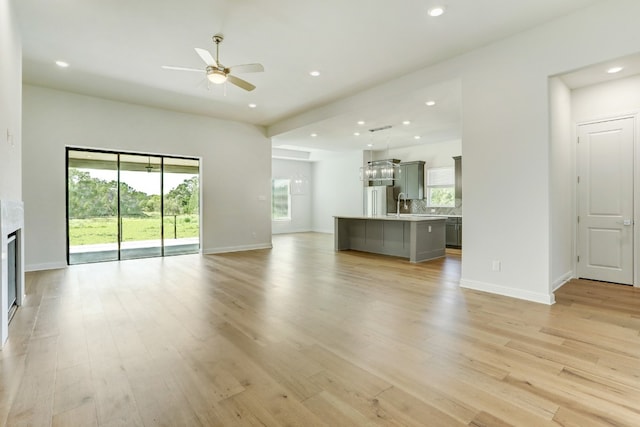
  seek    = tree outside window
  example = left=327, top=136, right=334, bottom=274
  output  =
left=426, top=167, right=455, bottom=207
left=272, top=178, right=291, bottom=220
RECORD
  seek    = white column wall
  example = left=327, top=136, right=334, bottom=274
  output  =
left=311, top=151, right=364, bottom=233
left=458, top=44, right=554, bottom=303
left=549, top=77, right=574, bottom=292
left=22, top=85, right=272, bottom=270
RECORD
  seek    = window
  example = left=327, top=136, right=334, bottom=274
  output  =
left=272, top=178, right=291, bottom=220
left=426, top=167, right=455, bottom=207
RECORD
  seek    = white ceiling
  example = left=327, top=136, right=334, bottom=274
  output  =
left=16, top=0, right=605, bottom=152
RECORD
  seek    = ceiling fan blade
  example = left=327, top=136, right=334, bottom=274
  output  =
left=228, top=63, right=264, bottom=74
left=195, top=48, right=217, bottom=67
left=227, top=74, right=256, bottom=91
left=161, top=65, right=203, bottom=72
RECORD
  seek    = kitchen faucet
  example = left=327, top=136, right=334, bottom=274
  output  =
left=396, top=192, right=407, bottom=216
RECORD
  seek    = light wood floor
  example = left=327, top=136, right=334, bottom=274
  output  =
left=1, top=233, right=639, bottom=426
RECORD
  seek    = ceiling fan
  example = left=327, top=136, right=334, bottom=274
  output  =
left=162, top=34, right=264, bottom=91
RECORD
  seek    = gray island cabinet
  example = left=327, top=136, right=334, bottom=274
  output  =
left=334, top=215, right=446, bottom=263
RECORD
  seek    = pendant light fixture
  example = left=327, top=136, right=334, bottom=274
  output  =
left=359, top=125, right=400, bottom=182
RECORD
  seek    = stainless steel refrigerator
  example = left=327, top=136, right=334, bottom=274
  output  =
left=364, top=186, right=394, bottom=216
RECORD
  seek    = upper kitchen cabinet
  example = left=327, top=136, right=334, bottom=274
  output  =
left=395, top=161, right=425, bottom=200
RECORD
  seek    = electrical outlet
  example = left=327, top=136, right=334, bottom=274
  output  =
left=492, top=260, right=501, bottom=272
left=428, top=225, right=432, bottom=232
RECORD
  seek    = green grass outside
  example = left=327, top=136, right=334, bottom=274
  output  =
left=69, top=214, right=199, bottom=245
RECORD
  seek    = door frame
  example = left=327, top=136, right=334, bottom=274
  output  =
left=574, top=113, right=639, bottom=287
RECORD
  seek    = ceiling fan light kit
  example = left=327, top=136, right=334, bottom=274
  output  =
left=207, top=68, right=228, bottom=84
left=162, top=33, right=263, bottom=92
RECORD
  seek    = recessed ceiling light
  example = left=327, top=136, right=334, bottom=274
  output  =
left=55, top=60, right=69, bottom=68
left=248, top=103, right=257, bottom=108
left=309, top=70, right=321, bottom=77
left=607, top=66, right=623, bottom=74
left=414, top=135, right=421, bottom=140
left=425, top=100, right=436, bottom=106
left=402, top=120, right=411, bottom=125
left=357, top=120, right=365, bottom=125
left=367, top=144, right=373, bottom=147
left=354, top=132, right=360, bottom=136
left=428, top=7, right=445, bottom=17
left=310, top=133, right=318, bottom=137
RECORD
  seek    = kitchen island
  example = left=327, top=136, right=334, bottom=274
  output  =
left=334, top=215, right=446, bottom=263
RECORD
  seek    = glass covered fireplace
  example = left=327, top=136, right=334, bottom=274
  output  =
left=0, top=200, right=24, bottom=348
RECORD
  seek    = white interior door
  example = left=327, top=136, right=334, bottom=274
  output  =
left=577, top=117, right=634, bottom=285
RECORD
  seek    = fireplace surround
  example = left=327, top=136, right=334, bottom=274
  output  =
left=0, top=200, right=24, bottom=348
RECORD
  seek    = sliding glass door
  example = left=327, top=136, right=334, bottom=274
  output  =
left=119, top=154, right=162, bottom=260
left=163, top=157, right=200, bottom=256
left=67, top=149, right=200, bottom=265
left=67, top=151, right=119, bottom=263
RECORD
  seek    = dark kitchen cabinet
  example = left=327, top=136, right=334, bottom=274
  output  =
left=446, top=216, right=462, bottom=248
left=453, top=156, right=462, bottom=201
left=395, top=161, right=425, bottom=200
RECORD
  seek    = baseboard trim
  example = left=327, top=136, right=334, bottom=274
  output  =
left=272, top=229, right=313, bottom=235
left=312, top=229, right=334, bottom=234
left=552, top=271, right=574, bottom=292
left=25, top=262, right=67, bottom=272
left=203, top=243, right=273, bottom=255
left=460, top=279, right=555, bottom=305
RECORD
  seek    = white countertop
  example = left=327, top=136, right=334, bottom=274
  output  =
left=408, top=213, right=462, bottom=218
left=334, top=215, right=446, bottom=222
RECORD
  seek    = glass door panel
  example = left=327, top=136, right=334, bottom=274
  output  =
left=119, top=154, right=162, bottom=260
left=68, top=150, right=119, bottom=264
left=162, top=157, right=200, bottom=256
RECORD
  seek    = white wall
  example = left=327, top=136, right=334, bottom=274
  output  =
left=572, top=75, right=640, bottom=122
left=460, top=0, right=640, bottom=303
left=270, top=0, right=640, bottom=304
left=549, top=77, right=574, bottom=292
left=22, top=85, right=272, bottom=270
left=0, top=0, right=21, bottom=201
left=311, top=150, right=364, bottom=233
left=272, top=159, right=312, bottom=234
